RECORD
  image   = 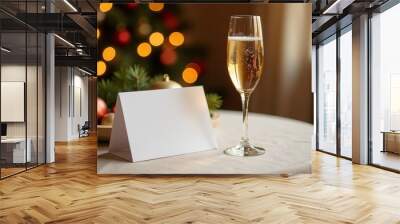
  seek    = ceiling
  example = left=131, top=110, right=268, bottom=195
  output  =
left=0, top=0, right=97, bottom=73
left=311, top=0, right=391, bottom=43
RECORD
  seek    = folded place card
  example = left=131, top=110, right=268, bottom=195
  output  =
left=108, top=86, right=218, bottom=162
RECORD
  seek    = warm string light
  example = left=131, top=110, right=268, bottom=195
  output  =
left=148, top=3, right=164, bottom=12
left=137, top=42, right=152, bottom=57
left=182, top=67, right=198, bottom=84
left=149, top=32, right=164, bottom=47
left=99, top=3, right=113, bottom=13
left=97, top=61, right=107, bottom=76
left=98, top=4, right=196, bottom=82
left=169, top=32, right=184, bottom=47
left=102, top=47, right=116, bottom=62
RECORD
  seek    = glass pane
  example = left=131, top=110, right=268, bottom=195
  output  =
left=26, top=0, right=39, bottom=169
left=318, top=37, right=337, bottom=154
left=38, top=33, right=45, bottom=165
left=371, top=3, right=400, bottom=171
left=340, top=29, right=352, bottom=158
left=0, top=0, right=28, bottom=178
left=27, top=30, right=38, bottom=169
left=1, top=31, right=28, bottom=177
left=0, top=1, right=46, bottom=178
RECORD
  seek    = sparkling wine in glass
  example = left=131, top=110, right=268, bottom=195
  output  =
left=224, top=15, right=265, bottom=157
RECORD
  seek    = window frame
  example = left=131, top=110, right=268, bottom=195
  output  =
left=0, top=0, right=48, bottom=180
left=367, top=0, right=400, bottom=173
left=315, top=24, right=353, bottom=160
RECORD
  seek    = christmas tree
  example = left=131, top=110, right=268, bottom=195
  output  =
left=97, top=3, right=220, bottom=120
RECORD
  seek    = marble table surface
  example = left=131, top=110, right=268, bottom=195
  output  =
left=97, top=110, right=313, bottom=175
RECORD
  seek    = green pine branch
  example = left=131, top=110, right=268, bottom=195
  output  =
left=206, top=93, right=223, bottom=112
left=97, top=79, right=120, bottom=108
left=98, top=65, right=151, bottom=108
left=98, top=65, right=223, bottom=114
left=113, top=65, right=150, bottom=91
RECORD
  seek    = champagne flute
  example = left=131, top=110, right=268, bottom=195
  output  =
left=225, top=15, right=265, bottom=157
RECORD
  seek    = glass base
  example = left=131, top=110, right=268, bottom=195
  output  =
left=224, top=144, right=265, bottom=157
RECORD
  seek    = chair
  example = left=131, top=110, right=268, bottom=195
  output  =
left=78, top=121, right=90, bottom=138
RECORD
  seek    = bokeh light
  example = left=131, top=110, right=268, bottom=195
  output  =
left=137, top=42, right=152, bottom=57
left=117, top=29, right=131, bottom=45
left=182, top=67, right=198, bottom=84
left=99, top=3, right=113, bottom=13
left=102, top=47, right=116, bottom=62
left=97, top=28, right=100, bottom=39
left=160, top=48, right=177, bottom=65
left=97, top=61, right=107, bottom=76
left=163, top=12, right=179, bottom=30
left=149, top=32, right=164, bottom=47
left=148, top=3, right=164, bottom=12
left=127, top=3, right=138, bottom=9
left=169, top=32, right=184, bottom=47
left=186, top=62, right=201, bottom=74
left=138, top=23, right=152, bottom=36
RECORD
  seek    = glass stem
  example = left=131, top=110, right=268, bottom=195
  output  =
left=240, top=92, right=250, bottom=147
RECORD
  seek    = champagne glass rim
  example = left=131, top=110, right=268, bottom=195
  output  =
left=230, top=15, right=260, bottom=19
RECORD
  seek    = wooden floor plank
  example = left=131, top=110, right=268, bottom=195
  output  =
left=0, top=136, right=400, bottom=224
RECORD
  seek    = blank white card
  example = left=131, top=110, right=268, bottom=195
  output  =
left=108, top=86, right=218, bottom=162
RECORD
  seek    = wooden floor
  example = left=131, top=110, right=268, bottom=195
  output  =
left=0, top=167, right=26, bottom=178
left=373, top=151, right=400, bottom=171
left=1, top=136, right=400, bottom=224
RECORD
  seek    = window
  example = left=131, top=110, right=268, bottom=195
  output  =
left=339, top=29, right=352, bottom=158
left=370, top=2, right=400, bottom=171
left=317, top=36, right=337, bottom=154
left=389, top=74, right=400, bottom=130
left=316, top=26, right=353, bottom=159
left=0, top=1, right=47, bottom=179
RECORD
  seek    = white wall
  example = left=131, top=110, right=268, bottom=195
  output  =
left=71, top=73, right=89, bottom=138
left=1, top=65, right=39, bottom=137
left=55, top=66, right=70, bottom=141
left=1, top=65, right=26, bottom=127
left=1, top=65, right=26, bottom=139
left=1, top=64, right=46, bottom=164
left=55, top=67, right=89, bottom=141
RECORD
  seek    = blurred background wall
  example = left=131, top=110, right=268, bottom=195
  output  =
left=181, top=4, right=312, bottom=123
